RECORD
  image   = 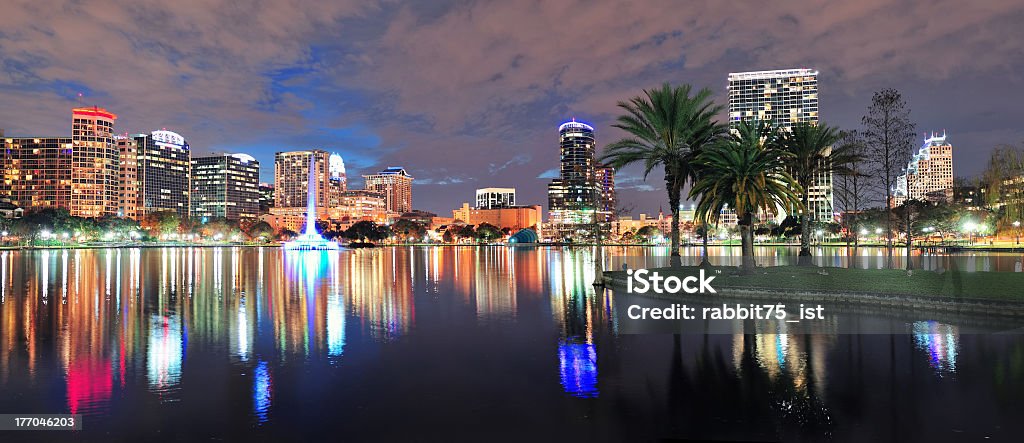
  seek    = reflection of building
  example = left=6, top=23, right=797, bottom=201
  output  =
left=476, top=187, right=516, bottom=209
left=474, top=249, right=517, bottom=318
left=728, top=69, right=832, bottom=222
left=71, top=106, right=121, bottom=217
left=134, top=130, right=192, bottom=218
left=363, top=167, right=413, bottom=214
left=452, top=203, right=542, bottom=234
left=547, top=120, right=615, bottom=240
left=892, top=132, right=955, bottom=206
left=191, top=153, right=261, bottom=221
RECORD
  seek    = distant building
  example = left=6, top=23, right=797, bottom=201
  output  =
left=1, top=137, right=73, bottom=210
left=546, top=120, right=613, bottom=240
left=363, top=167, right=413, bottom=214
left=328, top=153, right=347, bottom=206
left=116, top=136, right=140, bottom=219
left=892, top=132, right=954, bottom=206
left=328, top=189, right=389, bottom=222
left=191, top=153, right=261, bottom=221
left=272, top=150, right=335, bottom=232
left=258, top=183, right=275, bottom=214
left=476, top=188, right=516, bottom=209
left=0, top=200, right=24, bottom=219
left=452, top=202, right=542, bottom=235
left=71, top=106, right=120, bottom=217
left=134, top=130, right=191, bottom=218
left=728, top=69, right=832, bottom=222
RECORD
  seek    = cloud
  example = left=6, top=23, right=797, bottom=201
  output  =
left=2, top=0, right=1023, bottom=215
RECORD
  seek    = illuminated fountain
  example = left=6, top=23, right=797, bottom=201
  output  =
left=283, top=155, right=340, bottom=250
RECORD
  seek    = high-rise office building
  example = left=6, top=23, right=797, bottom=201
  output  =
left=274, top=150, right=333, bottom=209
left=191, top=153, right=261, bottom=221
left=271, top=150, right=338, bottom=231
left=258, top=183, right=275, bottom=214
left=892, top=132, right=954, bottom=206
left=328, top=153, right=347, bottom=207
left=596, top=164, right=616, bottom=219
left=71, top=106, right=120, bottom=217
left=727, top=69, right=832, bottom=221
left=476, top=188, right=516, bottom=209
left=115, top=135, right=140, bottom=219
left=546, top=120, right=614, bottom=239
left=134, top=130, right=191, bottom=218
left=1, top=137, right=73, bottom=210
left=363, top=167, right=413, bottom=213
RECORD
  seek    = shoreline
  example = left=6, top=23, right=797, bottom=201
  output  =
left=602, top=267, right=1024, bottom=317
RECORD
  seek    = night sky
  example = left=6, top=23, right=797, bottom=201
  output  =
left=2, top=0, right=1023, bottom=216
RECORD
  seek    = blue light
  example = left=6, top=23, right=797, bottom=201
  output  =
left=253, top=360, right=272, bottom=423
left=558, top=340, right=598, bottom=398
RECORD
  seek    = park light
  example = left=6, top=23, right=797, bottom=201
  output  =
left=964, top=221, right=977, bottom=232
left=40, top=230, right=51, bottom=238
left=62, top=232, right=70, bottom=239
left=1, top=231, right=7, bottom=236
left=875, top=228, right=883, bottom=234
left=815, top=229, right=823, bottom=236
left=859, top=229, right=867, bottom=236
left=1014, top=221, right=1021, bottom=228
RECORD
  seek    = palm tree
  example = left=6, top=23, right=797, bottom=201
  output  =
left=600, top=83, right=724, bottom=265
left=779, top=121, right=845, bottom=264
left=690, top=121, right=801, bottom=274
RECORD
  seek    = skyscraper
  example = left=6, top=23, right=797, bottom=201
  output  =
left=134, top=130, right=191, bottom=218
left=272, top=150, right=334, bottom=232
left=475, top=188, right=516, bottom=209
left=71, top=106, right=120, bottom=217
left=727, top=69, right=832, bottom=221
left=547, top=120, right=614, bottom=240
left=892, top=132, right=954, bottom=205
left=363, top=167, right=413, bottom=214
left=1, top=137, right=73, bottom=210
left=116, top=135, right=140, bottom=219
left=191, top=153, right=261, bottom=221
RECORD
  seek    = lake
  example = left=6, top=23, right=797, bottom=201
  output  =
left=0, top=246, right=1022, bottom=441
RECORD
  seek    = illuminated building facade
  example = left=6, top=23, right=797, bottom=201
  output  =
left=273, top=150, right=332, bottom=210
left=452, top=202, right=542, bottom=234
left=71, top=106, right=120, bottom=217
left=547, top=120, right=614, bottom=240
left=728, top=69, right=833, bottom=222
left=330, top=189, right=388, bottom=221
left=476, top=188, right=516, bottom=209
left=1, top=137, right=73, bottom=210
left=191, top=153, right=261, bottom=221
left=134, top=130, right=191, bottom=218
left=363, top=167, right=413, bottom=214
left=115, top=136, right=140, bottom=219
left=892, top=132, right=954, bottom=206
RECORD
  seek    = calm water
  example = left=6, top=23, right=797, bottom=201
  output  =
left=1, top=246, right=1023, bottom=442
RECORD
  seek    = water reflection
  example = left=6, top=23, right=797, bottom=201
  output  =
left=0, top=246, right=1019, bottom=441
left=912, top=321, right=959, bottom=375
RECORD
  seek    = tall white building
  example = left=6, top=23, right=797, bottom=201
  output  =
left=475, top=188, right=516, bottom=209
left=727, top=69, right=832, bottom=222
left=892, top=132, right=954, bottom=206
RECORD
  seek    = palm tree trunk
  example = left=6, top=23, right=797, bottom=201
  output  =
left=667, top=173, right=682, bottom=267
left=700, top=222, right=710, bottom=267
left=799, top=190, right=812, bottom=265
left=740, top=212, right=755, bottom=274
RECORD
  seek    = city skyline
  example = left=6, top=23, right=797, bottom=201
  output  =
left=1, top=1, right=1023, bottom=216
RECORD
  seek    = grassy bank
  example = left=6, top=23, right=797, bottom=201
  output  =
left=605, top=265, right=1024, bottom=302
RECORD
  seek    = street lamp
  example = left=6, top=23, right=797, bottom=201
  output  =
left=1014, top=220, right=1021, bottom=245
left=964, top=221, right=977, bottom=245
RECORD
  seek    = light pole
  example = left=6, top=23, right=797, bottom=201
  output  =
left=964, top=221, right=977, bottom=246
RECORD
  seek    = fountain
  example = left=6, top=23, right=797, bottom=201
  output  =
left=283, top=155, right=340, bottom=250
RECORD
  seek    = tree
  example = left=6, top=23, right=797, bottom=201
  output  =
left=862, top=88, right=916, bottom=268
left=141, top=211, right=183, bottom=238
left=246, top=221, right=275, bottom=241
left=981, top=144, right=1024, bottom=231
left=474, top=223, right=502, bottom=242
left=833, top=130, right=871, bottom=249
left=600, top=83, right=725, bottom=265
left=635, top=225, right=663, bottom=243
left=780, top=121, right=845, bottom=263
left=690, top=121, right=801, bottom=274
left=392, top=219, right=427, bottom=242
left=342, top=220, right=389, bottom=243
